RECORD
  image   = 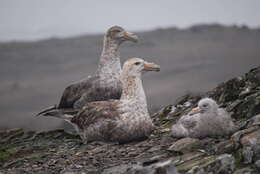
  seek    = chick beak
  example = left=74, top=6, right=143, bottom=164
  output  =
left=189, top=107, right=202, bottom=115
left=143, top=62, right=160, bottom=72
left=123, top=31, right=139, bottom=42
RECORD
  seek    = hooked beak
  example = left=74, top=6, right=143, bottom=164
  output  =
left=123, top=31, right=139, bottom=42
left=143, top=62, right=160, bottom=72
left=189, top=107, right=202, bottom=115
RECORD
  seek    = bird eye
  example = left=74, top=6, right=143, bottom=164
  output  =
left=202, top=104, right=208, bottom=107
left=113, top=29, right=121, bottom=33
left=134, top=62, right=141, bottom=66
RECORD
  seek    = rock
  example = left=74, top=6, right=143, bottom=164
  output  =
left=233, top=167, right=254, bottom=174
left=245, top=67, right=260, bottom=86
left=237, top=93, right=260, bottom=119
left=240, top=129, right=260, bottom=163
left=102, top=164, right=130, bottom=174
left=0, top=128, right=24, bottom=143
left=102, top=160, right=179, bottom=174
left=186, top=154, right=235, bottom=174
left=206, top=67, right=260, bottom=119
left=168, top=138, right=203, bottom=153
left=246, top=114, right=260, bottom=127
left=127, top=160, right=179, bottom=174
left=175, top=154, right=235, bottom=174
left=255, top=159, right=260, bottom=168
left=213, top=140, right=235, bottom=155
left=231, top=125, right=260, bottom=164
left=242, top=146, right=254, bottom=164
left=209, top=77, right=245, bottom=104
left=172, top=151, right=205, bottom=166
left=231, top=126, right=259, bottom=148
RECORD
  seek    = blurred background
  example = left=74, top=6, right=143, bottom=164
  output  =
left=1, top=0, right=260, bottom=131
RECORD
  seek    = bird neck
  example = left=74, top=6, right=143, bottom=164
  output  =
left=210, top=107, right=218, bottom=114
left=120, top=76, right=147, bottom=108
left=97, top=36, right=121, bottom=80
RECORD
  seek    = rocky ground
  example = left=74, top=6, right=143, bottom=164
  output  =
left=0, top=66, right=260, bottom=174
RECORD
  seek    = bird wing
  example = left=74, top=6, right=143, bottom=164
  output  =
left=217, top=108, right=236, bottom=132
left=73, top=81, right=122, bottom=109
left=179, top=115, right=198, bottom=129
left=58, top=76, right=97, bottom=109
left=71, top=100, right=121, bottom=130
left=58, top=75, right=122, bottom=109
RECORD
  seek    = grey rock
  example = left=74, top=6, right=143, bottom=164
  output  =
left=231, top=126, right=259, bottom=148
left=102, top=160, right=179, bottom=174
left=254, top=159, right=260, bottom=168
left=247, top=114, right=260, bottom=127
left=245, top=67, right=260, bottom=86
left=177, top=154, right=235, bottom=174
left=208, top=77, right=245, bottom=105
left=127, top=160, right=179, bottom=174
left=213, top=140, right=234, bottom=155
left=168, top=138, right=203, bottom=153
left=242, top=146, right=254, bottom=164
left=233, top=167, right=254, bottom=174
left=240, top=129, right=260, bottom=163
left=102, top=164, right=130, bottom=174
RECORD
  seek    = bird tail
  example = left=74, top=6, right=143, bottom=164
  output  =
left=36, top=105, right=57, bottom=116
left=36, top=105, right=79, bottom=121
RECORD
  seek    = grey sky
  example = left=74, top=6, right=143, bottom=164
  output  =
left=0, top=0, right=260, bottom=41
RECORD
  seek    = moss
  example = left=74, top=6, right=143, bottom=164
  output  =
left=25, top=152, right=48, bottom=161
left=158, top=105, right=172, bottom=119
left=0, top=149, right=16, bottom=162
left=161, top=119, right=176, bottom=128
left=255, top=166, right=260, bottom=174
left=176, top=155, right=216, bottom=172
left=233, top=149, right=248, bottom=169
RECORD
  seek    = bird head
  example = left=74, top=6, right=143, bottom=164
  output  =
left=122, top=58, right=160, bottom=78
left=190, top=98, right=218, bottom=115
left=106, top=26, right=138, bottom=43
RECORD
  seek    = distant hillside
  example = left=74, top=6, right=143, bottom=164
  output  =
left=1, top=24, right=260, bottom=130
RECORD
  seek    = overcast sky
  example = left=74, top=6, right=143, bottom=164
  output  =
left=0, top=0, right=260, bottom=42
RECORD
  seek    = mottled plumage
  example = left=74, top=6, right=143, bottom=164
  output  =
left=37, top=26, right=138, bottom=116
left=171, top=98, right=236, bottom=138
left=49, top=58, right=160, bottom=143
left=58, top=75, right=122, bottom=109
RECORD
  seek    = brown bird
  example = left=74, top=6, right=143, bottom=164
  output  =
left=37, top=26, right=138, bottom=117
left=41, top=58, right=160, bottom=144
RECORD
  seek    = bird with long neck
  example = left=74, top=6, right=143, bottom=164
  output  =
left=97, top=26, right=138, bottom=82
left=37, top=26, right=138, bottom=117
left=119, top=59, right=156, bottom=116
left=48, top=58, right=160, bottom=144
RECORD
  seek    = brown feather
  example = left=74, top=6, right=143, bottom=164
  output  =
left=71, top=100, right=120, bottom=129
left=57, top=76, right=122, bottom=109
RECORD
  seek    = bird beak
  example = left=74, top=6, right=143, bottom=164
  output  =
left=189, top=107, right=202, bottom=115
left=143, top=62, right=160, bottom=72
left=123, top=31, right=139, bottom=42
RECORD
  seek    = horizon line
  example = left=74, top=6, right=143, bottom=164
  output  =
left=1, top=22, right=259, bottom=44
